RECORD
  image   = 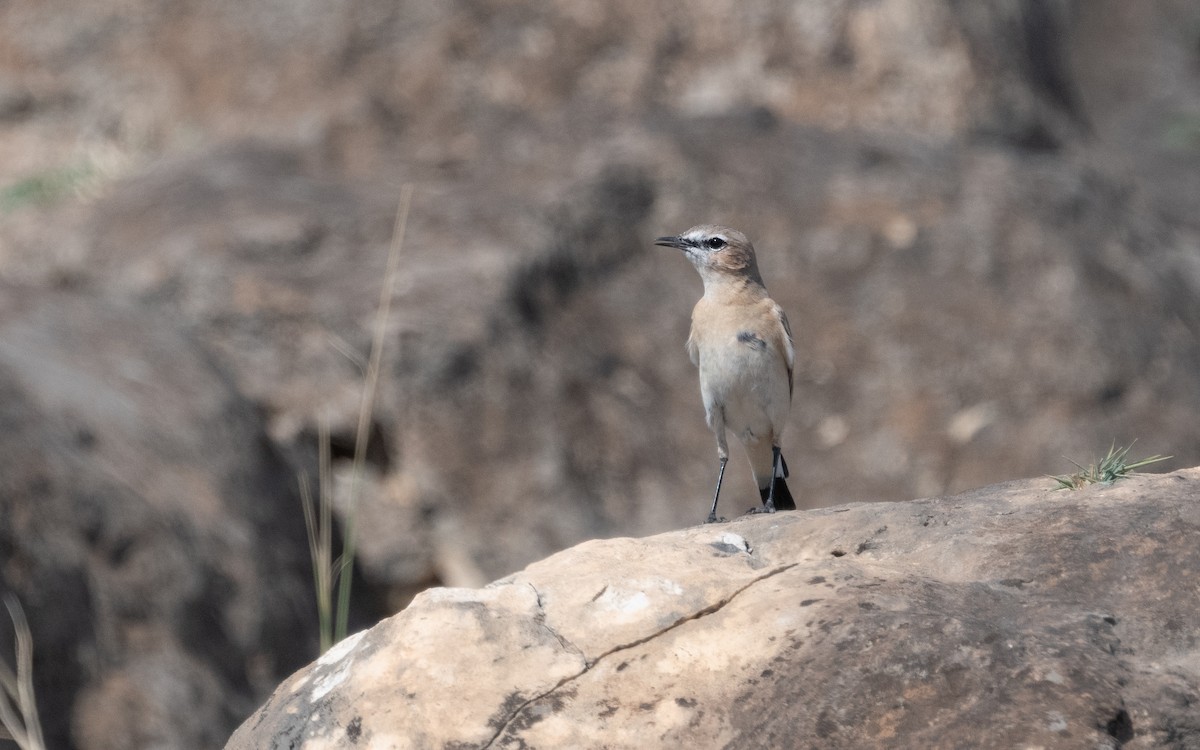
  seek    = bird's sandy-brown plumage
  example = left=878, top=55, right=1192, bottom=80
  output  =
left=655, top=224, right=796, bottom=520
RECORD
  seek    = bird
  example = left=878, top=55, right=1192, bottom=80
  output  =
left=655, top=225, right=796, bottom=523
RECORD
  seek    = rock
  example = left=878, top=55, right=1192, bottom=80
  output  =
left=67, top=115, right=1200, bottom=591
left=0, top=1, right=1196, bottom=592
left=227, top=468, right=1200, bottom=748
left=83, top=142, right=401, bottom=444
left=0, top=3, right=1199, bottom=747
left=80, top=141, right=673, bottom=584
left=0, top=287, right=318, bottom=750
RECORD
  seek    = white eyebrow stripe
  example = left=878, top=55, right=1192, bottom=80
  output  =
left=683, top=231, right=726, bottom=244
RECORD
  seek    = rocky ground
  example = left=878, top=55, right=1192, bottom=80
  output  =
left=0, top=1, right=1198, bottom=747
left=228, top=469, right=1200, bottom=749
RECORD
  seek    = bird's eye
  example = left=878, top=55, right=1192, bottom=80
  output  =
left=705, top=237, right=727, bottom=250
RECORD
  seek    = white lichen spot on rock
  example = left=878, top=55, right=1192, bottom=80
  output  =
left=317, top=630, right=365, bottom=667
left=591, top=578, right=684, bottom=621
left=311, top=631, right=366, bottom=701
left=715, top=532, right=751, bottom=554
left=596, top=588, right=650, bottom=614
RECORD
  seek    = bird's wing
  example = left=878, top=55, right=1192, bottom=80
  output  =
left=774, top=303, right=795, bottom=397
left=686, top=324, right=700, bottom=367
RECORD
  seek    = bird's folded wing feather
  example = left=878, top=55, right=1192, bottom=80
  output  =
left=773, top=303, right=795, bottom=397
left=686, top=324, right=700, bottom=366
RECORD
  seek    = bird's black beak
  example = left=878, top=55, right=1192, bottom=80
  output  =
left=654, top=235, right=688, bottom=251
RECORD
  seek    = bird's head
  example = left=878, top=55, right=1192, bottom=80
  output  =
left=654, top=224, right=763, bottom=285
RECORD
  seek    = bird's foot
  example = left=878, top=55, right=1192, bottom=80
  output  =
left=705, top=513, right=728, bottom=524
left=745, top=503, right=777, bottom=516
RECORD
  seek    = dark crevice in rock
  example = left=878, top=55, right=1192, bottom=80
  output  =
left=484, top=564, right=798, bottom=747
left=527, top=582, right=585, bottom=662
left=584, top=563, right=799, bottom=669
left=1105, top=706, right=1134, bottom=744
left=503, top=166, right=655, bottom=332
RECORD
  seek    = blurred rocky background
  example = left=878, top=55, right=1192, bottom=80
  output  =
left=0, top=1, right=1198, bottom=747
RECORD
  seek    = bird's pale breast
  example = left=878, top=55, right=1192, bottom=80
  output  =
left=690, top=297, right=791, bottom=445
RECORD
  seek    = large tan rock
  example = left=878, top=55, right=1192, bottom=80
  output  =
left=228, top=469, right=1200, bottom=748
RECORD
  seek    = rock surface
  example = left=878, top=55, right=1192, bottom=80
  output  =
left=228, top=469, right=1200, bottom=749
left=1, top=2, right=1199, bottom=748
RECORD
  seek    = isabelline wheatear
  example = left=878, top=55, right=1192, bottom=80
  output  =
left=655, top=225, right=796, bottom=523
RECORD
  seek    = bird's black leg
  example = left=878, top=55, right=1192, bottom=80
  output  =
left=763, top=445, right=783, bottom=513
left=706, top=456, right=728, bottom=523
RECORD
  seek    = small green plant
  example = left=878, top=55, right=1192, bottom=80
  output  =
left=300, top=184, right=413, bottom=654
left=1051, top=442, right=1171, bottom=490
left=0, top=595, right=46, bottom=750
left=0, top=161, right=99, bottom=214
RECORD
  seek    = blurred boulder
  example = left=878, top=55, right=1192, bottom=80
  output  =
left=0, top=288, right=316, bottom=749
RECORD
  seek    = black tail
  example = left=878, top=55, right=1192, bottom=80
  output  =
left=759, top=476, right=797, bottom=511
